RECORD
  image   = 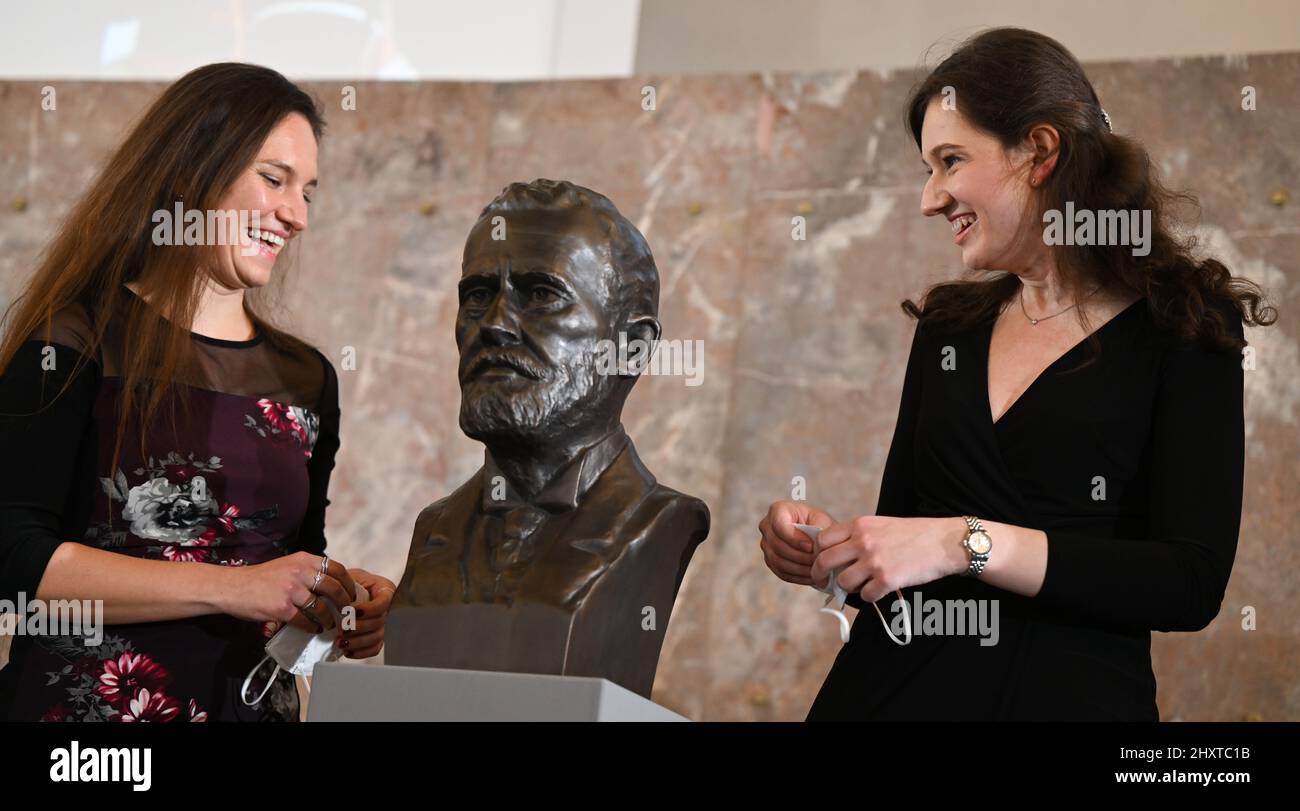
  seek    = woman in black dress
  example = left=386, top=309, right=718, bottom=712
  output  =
left=759, top=28, right=1277, bottom=721
left=0, top=63, right=395, bottom=721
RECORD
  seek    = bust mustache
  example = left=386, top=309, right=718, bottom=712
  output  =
left=458, top=341, right=611, bottom=449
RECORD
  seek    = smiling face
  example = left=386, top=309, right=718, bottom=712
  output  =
left=455, top=208, right=624, bottom=447
left=207, top=112, right=318, bottom=291
left=918, top=97, right=1043, bottom=274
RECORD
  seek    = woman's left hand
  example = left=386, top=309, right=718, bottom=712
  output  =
left=336, top=568, right=396, bottom=659
left=810, top=516, right=970, bottom=603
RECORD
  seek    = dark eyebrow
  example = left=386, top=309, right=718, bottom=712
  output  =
left=458, top=273, right=499, bottom=298
left=260, top=159, right=318, bottom=189
left=926, top=143, right=962, bottom=159
left=510, top=269, right=572, bottom=295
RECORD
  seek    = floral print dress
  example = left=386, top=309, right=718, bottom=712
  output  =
left=0, top=291, right=340, bottom=722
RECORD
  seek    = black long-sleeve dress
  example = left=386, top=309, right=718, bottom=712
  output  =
left=807, top=295, right=1245, bottom=721
left=0, top=286, right=340, bottom=721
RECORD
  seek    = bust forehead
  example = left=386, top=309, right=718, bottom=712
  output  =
left=462, top=229, right=607, bottom=271
left=461, top=208, right=618, bottom=302
left=464, top=207, right=609, bottom=258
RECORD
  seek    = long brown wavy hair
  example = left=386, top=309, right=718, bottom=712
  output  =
left=901, top=27, right=1276, bottom=351
left=0, top=62, right=326, bottom=473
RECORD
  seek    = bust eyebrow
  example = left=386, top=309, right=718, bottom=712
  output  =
left=458, top=273, right=498, bottom=297
left=510, top=269, right=573, bottom=297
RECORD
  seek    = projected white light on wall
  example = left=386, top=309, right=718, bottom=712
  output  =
left=1, top=0, right=641, bottom=81
left=99, top=19, right=140, bottom=67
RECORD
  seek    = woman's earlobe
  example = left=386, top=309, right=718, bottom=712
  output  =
left=1035, top=152, right=1059, bottom=185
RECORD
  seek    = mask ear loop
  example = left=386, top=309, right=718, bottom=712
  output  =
left=241, top=655, right=281, bottom=707
left=819, top=584, right=913, bottom=645
left=795, top=523, right=914, bottom=645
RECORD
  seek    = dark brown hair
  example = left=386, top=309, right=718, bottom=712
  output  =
left=0, top=62, right=325, bottom=471
left=901, top=27, right=1276, bottom=350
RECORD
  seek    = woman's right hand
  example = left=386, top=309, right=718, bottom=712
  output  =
left=216, top=551, right=358, bottom=634
left=759, top=500, right=836, bottom=586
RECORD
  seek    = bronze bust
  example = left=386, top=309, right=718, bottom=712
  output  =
left=387, top=179, right=709, bottom=698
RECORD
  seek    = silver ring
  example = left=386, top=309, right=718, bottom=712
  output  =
left=310, top=570, right=324, bottom=592
left=319, top=554, right=330, bottom=574
left=299, top=595, right=322, bottom=627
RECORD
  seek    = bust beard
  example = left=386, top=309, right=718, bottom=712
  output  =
left=459, top=356, right=613, bottom=449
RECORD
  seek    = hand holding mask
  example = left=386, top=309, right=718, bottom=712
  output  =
left=794, top=522, right=912, bottom=646
left=241, top=582, right=370, bottom=706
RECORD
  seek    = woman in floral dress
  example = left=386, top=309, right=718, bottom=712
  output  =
left=0, top=63, right=395, bottom=721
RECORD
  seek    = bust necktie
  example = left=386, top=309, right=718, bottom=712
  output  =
left=487, top=504, right=548, bottom=573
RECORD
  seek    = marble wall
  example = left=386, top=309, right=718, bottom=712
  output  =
left=1, top=51, right=1296, bottom=720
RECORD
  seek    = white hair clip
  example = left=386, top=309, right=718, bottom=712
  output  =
left=1101, top=107, right=1113, bottom=133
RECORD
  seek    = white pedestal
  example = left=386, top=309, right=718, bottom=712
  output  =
left=306, top=662, right=688, bottom=722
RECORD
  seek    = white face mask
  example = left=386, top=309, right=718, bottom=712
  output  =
left=793, top=523, right=911, bottom=646
left=241, top=584, right=369, bottom=707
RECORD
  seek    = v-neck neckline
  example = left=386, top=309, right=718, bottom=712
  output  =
left=983, top=296, right=1145, bottom=428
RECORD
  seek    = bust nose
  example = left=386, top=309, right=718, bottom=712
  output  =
left=478, top=293, right=521, bottom=346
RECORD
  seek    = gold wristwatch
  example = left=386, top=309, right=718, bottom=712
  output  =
left=961, top=516, right=993, bottom=577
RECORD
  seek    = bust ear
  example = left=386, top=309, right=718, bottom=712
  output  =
left=623, top=314, right=661, bottom=346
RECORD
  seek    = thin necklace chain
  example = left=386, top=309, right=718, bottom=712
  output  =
left=1019, top=284, right=1101, bottom=325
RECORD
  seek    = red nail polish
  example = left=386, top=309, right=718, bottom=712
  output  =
left=339, top=639, right=349, bottom=649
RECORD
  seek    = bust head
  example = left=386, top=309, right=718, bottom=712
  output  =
left=391, top=182, right=709, bottom=695
left=456, top=179, right=661, bottom=452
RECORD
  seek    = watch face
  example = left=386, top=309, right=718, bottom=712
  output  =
left=968, top=531, right=992, bottom=555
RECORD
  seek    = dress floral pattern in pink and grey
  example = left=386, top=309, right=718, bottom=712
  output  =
left=18, top=380, right=321, bottom=722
